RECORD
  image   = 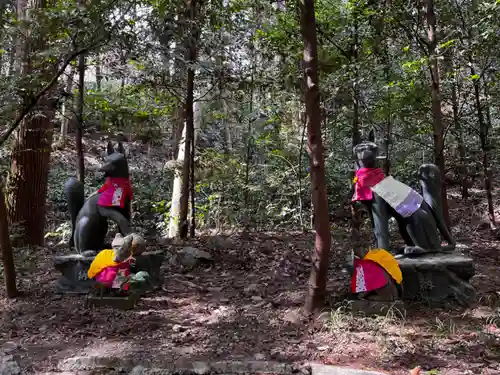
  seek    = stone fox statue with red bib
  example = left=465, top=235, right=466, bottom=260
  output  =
left=64, top=141, right=133, bottom=252
left=352, top=131, right=455, bottom=256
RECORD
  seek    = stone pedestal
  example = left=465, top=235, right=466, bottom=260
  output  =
left=397, top=251, right=476, bottom=307
left=345, top=251, right=476, bottom=307
left=54, top=250, right=165, bottom=294
left=54, top=253, right=96, bottom=294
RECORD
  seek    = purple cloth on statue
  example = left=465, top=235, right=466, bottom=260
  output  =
left=394, top=189, right=423, bottom=218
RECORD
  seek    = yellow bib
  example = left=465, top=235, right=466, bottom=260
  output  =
left=87, top=249, right=119, bottom=279
left=364, top=248, right=403, bottom=284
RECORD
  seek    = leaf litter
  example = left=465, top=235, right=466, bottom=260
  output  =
left=0, top=135, right=499, bottom=375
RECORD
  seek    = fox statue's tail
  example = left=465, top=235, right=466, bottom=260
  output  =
left=64, top=177, right=85, bottom=250
left=418, top=164, right=455, bottom=250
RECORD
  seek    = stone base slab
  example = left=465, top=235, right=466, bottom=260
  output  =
left=54, top=250, right=165, bottom=294
left=345, top=251, right=476, bottom=307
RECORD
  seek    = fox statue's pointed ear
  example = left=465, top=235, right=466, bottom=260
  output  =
left=117, top=141, right=126, bottom=156
left=368, top=129, right=375, bottom=142
left=106, top=141, right=114, bottom=156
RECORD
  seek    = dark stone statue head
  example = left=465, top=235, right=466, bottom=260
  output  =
left=418, top=163, right=441, bottom=195
left=353, top=130, right=379, bottom=169
left=99, top=141, right=130, bottom=178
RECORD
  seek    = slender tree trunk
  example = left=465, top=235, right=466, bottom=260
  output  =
left=60, top=65, right=75, bottom=138
left=95, top=53, right=103, bottom=131
left=479, top=78, right=495, bottom=226
left=7, top=44, right=16, bottom=77
left=351, top=12, right=360, bottom=147
left=382, top=41, right=392, bottom=175
left=76, top=53, right=85, bottom=182
left=0, top=184, right=17, bottom=298
left=189, top=128, right=195, bottom=238
left=179, top=66, right=194, bottom=239
left=243, top=43, right=255, bottom=226
left=423, top=0, right=451, bottom=227
left=450, top=69, right=468, bottom=199
left=178, top=0, right=201, bottom=240
left=350, top=9, right=362, bottom=252
left=167, top=124, right=186, bottom=238
left=299, top=0, right=331, bottom=314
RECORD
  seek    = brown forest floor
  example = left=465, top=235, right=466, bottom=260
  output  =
left=0, top=135, right=500, bottom=375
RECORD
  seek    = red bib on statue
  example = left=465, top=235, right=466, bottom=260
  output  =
left=97, top=177, right=134, bottom=208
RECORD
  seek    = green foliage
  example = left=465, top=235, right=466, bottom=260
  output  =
left=6, top=0, right=500, bottom=237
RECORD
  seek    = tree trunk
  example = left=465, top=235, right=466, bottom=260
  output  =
left=60, top=65, right=75, bottom=138
left=0, top=184, right=17, bottom=298
left=167, top=124, right=186, bottom=238
left=76, top=53, right=85, bottom=182
left=7, top=0, right=56, bottom=246
left=479, top=79, right=495, bottom=226
left=243, top=43, right=255, bottom=227
left=382, top=40, right=392, bottom=175
left=189, top=126, right=195, bottom=238
left=423, top=0, right=451, bottom=227
left=450, top=69, right=468, bottom=199
left=95, top=53, right=103, bottom=131
left=223, top=100, right=232, bottom=152
left=349, top=8, right=362, bottom=251
left=299, top=0, right=331, bottom=314
left=178, top=0, right=200, bottom=240
left=351, top=11, right=361, bottom=147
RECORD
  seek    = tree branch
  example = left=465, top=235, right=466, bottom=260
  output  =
left=0, top=44, right=102, bottom=147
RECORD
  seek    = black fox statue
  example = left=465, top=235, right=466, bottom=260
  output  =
left=64, top=141, right=133, bottom=252
left=352, top=131, right=455, bottom=256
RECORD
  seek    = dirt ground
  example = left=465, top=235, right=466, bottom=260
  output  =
left=0, top=136, right=499, bottom=375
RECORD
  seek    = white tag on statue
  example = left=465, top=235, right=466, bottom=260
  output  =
left=111, top=269, right=126, bottom=289
left=371, top=176, right=423, bottom=218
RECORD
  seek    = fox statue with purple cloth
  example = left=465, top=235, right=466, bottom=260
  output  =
left=64, top=141, right=133, bottom=253
left=353, top=131, right=455, bottom=257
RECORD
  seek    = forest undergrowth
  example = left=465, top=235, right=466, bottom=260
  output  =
left=0, top=135, right=499, bottom=375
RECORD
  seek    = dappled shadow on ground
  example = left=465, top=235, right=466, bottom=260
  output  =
left=0, top=229, right=499, bottom=375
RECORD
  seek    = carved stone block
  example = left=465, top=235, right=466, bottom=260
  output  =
left=397, top=251, right=476, bottom=307
left=54, top=250, right=165, bottom=294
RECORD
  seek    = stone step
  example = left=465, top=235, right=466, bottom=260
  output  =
left=55, top=357, right=391, bottom=375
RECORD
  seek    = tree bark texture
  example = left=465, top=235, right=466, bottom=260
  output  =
left=167, top=124, right=186, bottom=238
left=450, top=69, right=468, bottom=199
left=423, top=0, right=451, bottom=227
left=0, top=184, right=17, bottom=298
left=95, top=53, right=104, bottom=130
left=178, top=0, right=202, bottom=239
left=299, top=0, right=331, bottom=314
left=60, top=65, right=75, bottom=138
left=7, top=0, right=57, bottom=246
left=480, top=81, right=495, bottom=226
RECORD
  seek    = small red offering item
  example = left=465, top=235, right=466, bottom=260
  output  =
left=352, top=167, right=385, bottom=201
